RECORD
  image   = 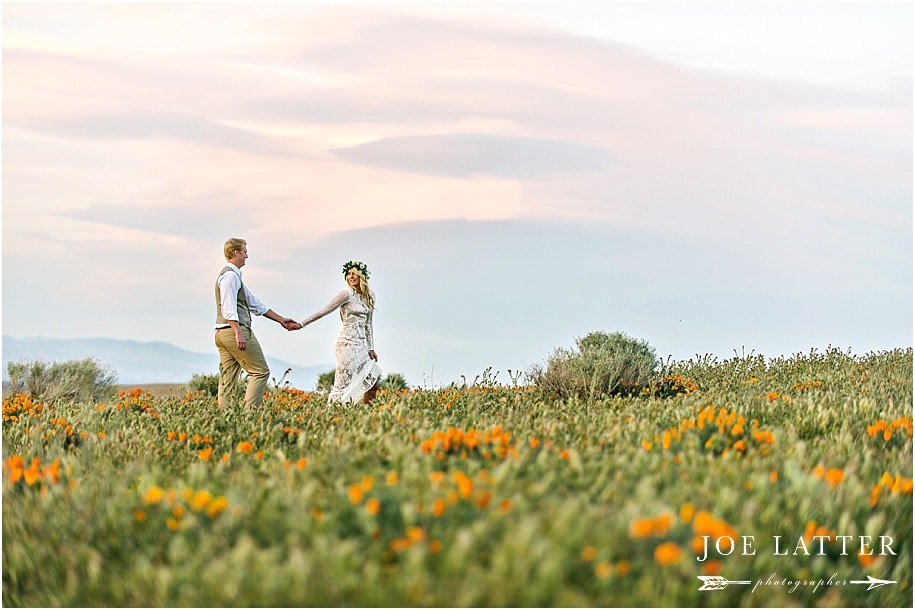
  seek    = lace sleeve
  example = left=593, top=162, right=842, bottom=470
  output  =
left=366, top=307, right=375, bottom=350
left=300, top=290, right=350, bottom=328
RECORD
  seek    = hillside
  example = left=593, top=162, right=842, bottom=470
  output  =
left=1, top=335, right=328, bottom=390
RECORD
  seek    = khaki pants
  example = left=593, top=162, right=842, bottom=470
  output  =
left=214, top=326, right=270, bottom=409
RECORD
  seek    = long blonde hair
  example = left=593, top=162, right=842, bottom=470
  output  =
left=352, top=273, right=375, bottom=310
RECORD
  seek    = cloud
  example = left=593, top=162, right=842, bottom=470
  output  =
left=330, top=133, right=612, bottom=178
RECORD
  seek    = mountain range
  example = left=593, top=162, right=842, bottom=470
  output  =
left=1, top=335, right=328, bottom=390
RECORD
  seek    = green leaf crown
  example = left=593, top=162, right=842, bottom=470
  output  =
left=342, top=260, right=370, bottom=279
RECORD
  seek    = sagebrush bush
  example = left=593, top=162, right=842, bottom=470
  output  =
left=531, top=331, right=660, bottom=398
left=187, top=372, right=220, bottom=396
left=6, top=358, right=117, bottom=405
left=380, top=372, right=409, bottom=392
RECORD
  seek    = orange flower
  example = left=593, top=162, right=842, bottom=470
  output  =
left=236, top=441, right=253, bottom=454
left=454, top=471, right=473, bottom=499
left=296, top=458, right=308, bottom=470
left=360, top=475, right=374, bottom=493
left=630, top=517, right=655, bottom=538
left=365, top=498, right=380, bottom=516
left=654, top=541, right=683, bottom=565
left=595, top=561, right=613, bottom=579
left=858, top=552, right=879, bottom=569
left=348, top=484, right=363, bottom=505
left=475, top=489, right=494, bottom=509
left=407, top=526, right=425, bottom=543
left=825, top=468, right=844, bottom=487
left=432, top=498, right=447, bottom=517
left=581, top=546, right=598, bottom=562
left=198, top=447, right=213, bottom=461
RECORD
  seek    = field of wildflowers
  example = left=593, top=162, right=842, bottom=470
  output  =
left=2, top=347, right=912, bottom=607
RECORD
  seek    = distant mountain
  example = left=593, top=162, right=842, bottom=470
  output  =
left=1, top=335, right=328, bottom=390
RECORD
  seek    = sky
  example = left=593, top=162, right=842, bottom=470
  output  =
left=2, top=1, right=912, bottom=388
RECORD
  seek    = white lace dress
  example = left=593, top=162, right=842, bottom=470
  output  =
left=301, top=288, right=382, bottom=403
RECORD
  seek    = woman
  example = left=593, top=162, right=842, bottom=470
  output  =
left=300, top=260, right=381, bottom=404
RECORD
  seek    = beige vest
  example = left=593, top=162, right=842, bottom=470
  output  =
left=215, top=266, right=251, bottom=327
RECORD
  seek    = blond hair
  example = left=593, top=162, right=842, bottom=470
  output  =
left=349, top=271, right=375, bottom=310
left=224, top=237, right=247, bottom=260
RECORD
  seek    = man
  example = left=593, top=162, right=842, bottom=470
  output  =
left=214, top=237, right=301, bottom=409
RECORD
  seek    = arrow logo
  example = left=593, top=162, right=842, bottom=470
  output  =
left=850, top=575, right=897, bottom=590
left=697, top=575, right=752, bottom=591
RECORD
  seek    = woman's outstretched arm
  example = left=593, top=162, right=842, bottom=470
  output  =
left=300, top=290, right=350, bottom=328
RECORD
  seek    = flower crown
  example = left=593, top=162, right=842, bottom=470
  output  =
left=342, top=260, right=370, bottom=279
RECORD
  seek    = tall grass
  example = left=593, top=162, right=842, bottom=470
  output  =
left=2, top=347, right=912, bottom=607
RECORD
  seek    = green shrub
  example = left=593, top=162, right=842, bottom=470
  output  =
left=6, top=358, right=117, bottom=405
left=187, top=372, right=220, bottom=396
left=380, top=372, right=409, bottom=392
left=531, top=330, right=660, bottom=398
left=316, top=369, right=336, bottom=393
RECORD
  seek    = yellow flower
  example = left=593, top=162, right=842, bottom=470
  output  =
left=142, top=485, right=164, bottom=505
left=595, top=561, right=613, bottom=579
left=191, top=490, right=213, bottom=512
left=679, top=503, right=695, bottom=524
left=206, top=496, right=229, bottom=518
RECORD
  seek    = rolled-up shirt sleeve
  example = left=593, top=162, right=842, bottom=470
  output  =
left=218, top=269, right=268, bottom=321
left=244, top=285, right=270, bottom=316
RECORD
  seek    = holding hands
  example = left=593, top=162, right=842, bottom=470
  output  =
left=281, top=318, right=302, bottom=331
